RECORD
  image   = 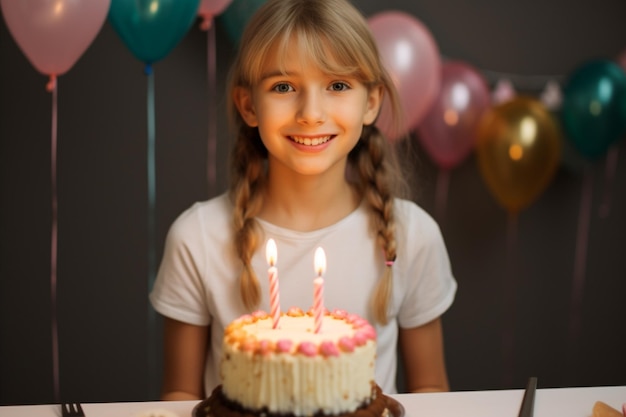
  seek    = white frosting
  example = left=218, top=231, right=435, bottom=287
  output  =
left=221, top=313, right=376, bottom=416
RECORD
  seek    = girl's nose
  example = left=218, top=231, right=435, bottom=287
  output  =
left=296, top=90, right=325, bottom=125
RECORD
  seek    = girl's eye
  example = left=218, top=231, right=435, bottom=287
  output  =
left=272, top=83, right=293, bottom=93
left=330, top=82, right=350, bottom=92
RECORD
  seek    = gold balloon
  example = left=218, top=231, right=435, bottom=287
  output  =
left=476, top=97, right=562, bottom=213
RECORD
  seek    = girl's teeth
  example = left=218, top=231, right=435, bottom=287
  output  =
left=291, top=136, right=331, bottom=145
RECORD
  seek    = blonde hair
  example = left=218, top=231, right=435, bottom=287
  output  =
left=227, top=0, right=406, bottom=324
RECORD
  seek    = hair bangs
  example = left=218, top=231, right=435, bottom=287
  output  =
left=236, top=2, right=381, bottom=88
left=291, top=25, right=378, bottom=85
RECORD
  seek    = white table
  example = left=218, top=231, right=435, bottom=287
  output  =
left=0, top=386, right=624, bottom=417
left=395, top=386, right=625, bottom=417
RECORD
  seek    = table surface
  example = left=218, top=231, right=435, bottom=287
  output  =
left=0, top=385, right=624, bottom=417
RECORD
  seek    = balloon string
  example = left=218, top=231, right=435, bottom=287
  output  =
left=49, top=77, right=60, bottom=403
left=146, top=65, right=157, bottom=396
left=502, top=211, right=518, bottom=388
left=434, top=168, right=450, bottom=222
left=207, top=20, right=217, bottom=195
left=569, top=164, right=593, bottom=348
left=598, top=145, right=618, bottom=219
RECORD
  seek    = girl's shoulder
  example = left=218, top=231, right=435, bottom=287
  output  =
left=177, top=193, right=231, bottom=220
left=393, top=198, right=437, bottom=226
left=393, top=198, right=443, bottom=243
left=168, top=193, right=233, bottom=238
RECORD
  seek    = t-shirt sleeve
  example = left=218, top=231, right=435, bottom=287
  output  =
left=149, top=205, right=211, bottom=326
left=396, top=201, right=457, bottom=329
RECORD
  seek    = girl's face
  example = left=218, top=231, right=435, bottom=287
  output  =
left=234, top=36, right=382, bottom=178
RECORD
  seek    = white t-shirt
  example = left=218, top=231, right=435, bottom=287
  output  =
left=149, top=193, right=456, bottom=395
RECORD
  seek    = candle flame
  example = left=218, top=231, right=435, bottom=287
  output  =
left=314, top=247, right=326, bottom=276
left=266, top=238, right=277, bottom=266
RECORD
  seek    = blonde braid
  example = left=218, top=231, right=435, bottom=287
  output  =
left=351, top=124, right=399, bottom=325
left=229, top=126, right=267, bottom=311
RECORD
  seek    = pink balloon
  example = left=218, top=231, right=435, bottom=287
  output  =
left=368, top=11, right=441, bottom=141
left=416, top=61, right=491, bottom=169
left=198, top=0, right=233, bottom=29
left=0, top=0, right=110, bottom=77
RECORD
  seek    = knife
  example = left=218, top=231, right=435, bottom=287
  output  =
left=518, top=377, right=538, bottom=417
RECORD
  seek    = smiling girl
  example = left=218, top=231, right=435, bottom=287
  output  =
left=150, top=0, right=457, bottom=401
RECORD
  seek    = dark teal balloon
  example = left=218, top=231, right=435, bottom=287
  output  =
left=560, top=60, right=626, bottom=159
left=109, top=0, right=201, bottom=64
left=218, top=0, right=265, bottom=45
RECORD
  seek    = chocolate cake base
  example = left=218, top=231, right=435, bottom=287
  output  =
left=193, top=384, right=401, bottom=417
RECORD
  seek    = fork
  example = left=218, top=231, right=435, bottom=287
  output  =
left=61, top=402, right=85, bottom=417
left=517, top=377, right=537, bottom=417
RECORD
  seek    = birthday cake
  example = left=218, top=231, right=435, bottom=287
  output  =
left=195, top=307, right=391, bottom=417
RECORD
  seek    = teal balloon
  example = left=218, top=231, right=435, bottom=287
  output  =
left=218, top=0, right=265, bottom=45
left=109, top=0, right=201, bottom=64
left=560, top=59, right=626, bottom=159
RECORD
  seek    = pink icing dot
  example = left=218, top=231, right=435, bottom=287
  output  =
left=257, top=340, right=273, bottom=355
left=287, top=307, right=304, bottom=317
left=338, top=336, right=355, bottom=352
left=252, top=310, right=268, bottom=319
left=353, top=331, right=368, bottom=346
left=346, top=314, right=361, bottom=324
left=320, top=341, right=340, bottom=357
left=361, top=324, right=377, bottom=340
left=297, top=341, right=317, bottom=357
left=351, top=318, right=368, bottom=328
left=276, top=339, right=293, bottom=353
left=332, top=309, right=348, bottom=319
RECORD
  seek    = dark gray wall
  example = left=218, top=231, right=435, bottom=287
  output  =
left=1, top=0, right=625, bottom=406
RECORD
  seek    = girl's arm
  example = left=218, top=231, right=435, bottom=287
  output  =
left=160, top=317, right=209, bottom=400
left=399, top=317, right=450, bottom=393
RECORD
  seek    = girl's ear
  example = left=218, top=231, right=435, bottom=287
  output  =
left=233, top=86, right=258, bottom=127
left=363, top=84, right=384, bottom=126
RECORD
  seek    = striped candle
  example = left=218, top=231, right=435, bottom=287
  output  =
left=313, top=247, right=326, bottom=334
left=265, top=238, right=280, bottom=329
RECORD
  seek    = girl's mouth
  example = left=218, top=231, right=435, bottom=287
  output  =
left=289, top=135, right=333, bottom=146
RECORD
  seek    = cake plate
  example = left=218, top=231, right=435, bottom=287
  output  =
left=192, top=395, right=405, bottom=417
